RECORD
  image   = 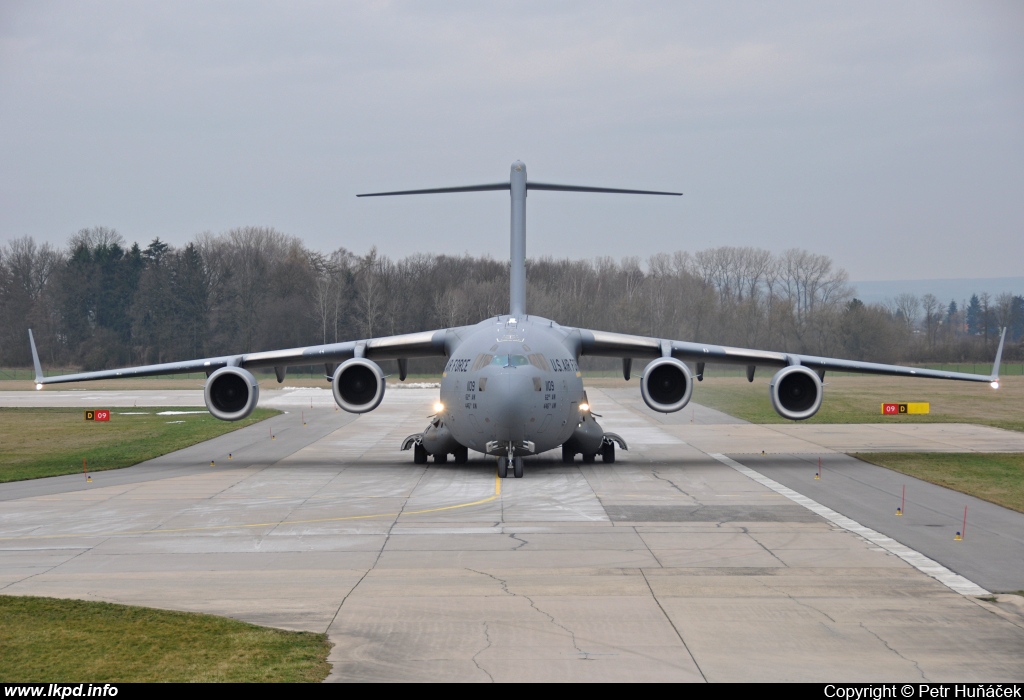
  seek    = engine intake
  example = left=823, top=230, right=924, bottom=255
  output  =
left=204, top=367, right=259, bottom=421
left=640, top=357, right=693, bottom=413
left=769, top=366, right=823, bottom=420
left=332, top=358, right=386, bottom=413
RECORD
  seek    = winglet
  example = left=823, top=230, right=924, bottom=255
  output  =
left=990, top=327, right=1007, bottom=383
left=28, top=329, right=44, bottom=386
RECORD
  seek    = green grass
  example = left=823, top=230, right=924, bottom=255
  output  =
left=0, top=407, right=278, bottom=483
left=855, top=453, right=1024, bottom=513
left=0, top=595, right=331, bottom=682
left=689, top=376, right=1024, bottom=511
left=690, top=375, right=1024, bottom=432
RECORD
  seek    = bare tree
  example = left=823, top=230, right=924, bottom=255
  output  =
left=921, top=293, right=939, bottom=350
left=777, top=249, right=852, bottom=352
left=886, top=293, right=920, bottom=332
left=355, top=247, right=388, bottom=338
left=993, top=292, right=1014, bottom=336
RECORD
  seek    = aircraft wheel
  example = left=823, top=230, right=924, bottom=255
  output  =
left=582, top=453, right=596, bottom=464
left=434, top=452, right=447, bottom=464
left=601, top=442, right=615, bottom=464
left=497, top=457, right=508, bottom=479
left=561, top=445, right=574, bottom=464
left=513, top=456, right=524, bottom=479
left=453, top=445, right=468, bottom=464
left=413, top=443, right=427, bottom=465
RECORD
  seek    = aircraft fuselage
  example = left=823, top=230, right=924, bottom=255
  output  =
left=439, top=315, right=584, bottom=457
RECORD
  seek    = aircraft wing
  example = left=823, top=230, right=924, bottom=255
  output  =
left=29, top=327, right=463, bottom=386
left=574, top=327, right=1005, bottom=384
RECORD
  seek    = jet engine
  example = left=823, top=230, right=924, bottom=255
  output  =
left=204, top=367, right=260, bottom=421
left=332, top=358, right=386, bottom=413
left=640, top=357, right=693, bottom=413
left=769, top=366, right=823, bottom=420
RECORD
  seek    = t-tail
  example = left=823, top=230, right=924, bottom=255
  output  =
left=358, top=161, right=681, bottom=317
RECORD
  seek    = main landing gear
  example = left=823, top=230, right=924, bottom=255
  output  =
left=404, top=435, right=469, bottom=465
left=561, top=440, right=618, bottom=464
left=497, top=455, right=524, bottom=479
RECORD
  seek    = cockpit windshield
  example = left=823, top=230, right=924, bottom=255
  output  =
left=490, top=354, right=530, bottom=367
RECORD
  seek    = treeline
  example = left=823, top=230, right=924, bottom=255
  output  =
left=1, top=226, right=1021, bottom=372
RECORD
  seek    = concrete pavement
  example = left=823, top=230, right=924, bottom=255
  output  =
left=0, top=387, right=1021, bottom=681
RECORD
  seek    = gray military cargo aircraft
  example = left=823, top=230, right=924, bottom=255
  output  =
left=29, top=161, right=1006, bottom=479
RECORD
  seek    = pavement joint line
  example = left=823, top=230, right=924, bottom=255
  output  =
left=0, top=474, right=503, bottom=542
left=639, top=568, right=707, bottom=682
left=709, top=452, right=990, bottom=597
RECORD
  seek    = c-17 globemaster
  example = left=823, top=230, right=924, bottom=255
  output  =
left=29, top=161, right=1006, bottom=479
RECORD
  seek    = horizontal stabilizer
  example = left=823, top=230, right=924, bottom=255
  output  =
left=527, top=182, right=681, bottom=196
left=358, top=182, right=682, bottom=198
left=357, top=183, right=509, bottom=197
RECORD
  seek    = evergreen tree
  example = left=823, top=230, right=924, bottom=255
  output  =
left=966, top=294, right=982, bottom=335
left=1010, top=296, right=1024, bottom=342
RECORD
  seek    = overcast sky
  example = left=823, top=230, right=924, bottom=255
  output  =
left=2, top=1, right=1022, bottom=281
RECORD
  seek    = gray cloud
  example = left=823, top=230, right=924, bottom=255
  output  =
left=2, top=1, right=1022, bottom=280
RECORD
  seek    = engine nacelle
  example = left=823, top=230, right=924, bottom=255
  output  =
left=640, top=357, right=693, bottom=413
left=204, top=367, right=260, bottom=421
left=769, top=365, right=823, bottom=420
left=332, top=358, right=386, bottom=413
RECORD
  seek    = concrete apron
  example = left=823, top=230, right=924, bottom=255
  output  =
left=0, top=388, right=1021, bottom=682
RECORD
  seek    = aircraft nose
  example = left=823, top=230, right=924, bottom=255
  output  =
left=490, top=372, right=536, bottom=442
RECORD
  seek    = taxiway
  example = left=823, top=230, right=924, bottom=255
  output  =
left=1, top=387, right=1022, bottom=682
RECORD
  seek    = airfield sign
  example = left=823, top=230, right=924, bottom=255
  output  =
left=881, top=403, right=930, bottom=415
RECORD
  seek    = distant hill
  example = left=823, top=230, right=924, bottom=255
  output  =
left=851, top=277, right=1024, bottom=307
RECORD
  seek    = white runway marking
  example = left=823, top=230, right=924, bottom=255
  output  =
left=710, top=453, right=989, bottom=597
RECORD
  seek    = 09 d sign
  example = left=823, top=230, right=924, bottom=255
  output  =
left=84, top=410, right=110, bottom=422
left=881, top=402, right=930, bottom=415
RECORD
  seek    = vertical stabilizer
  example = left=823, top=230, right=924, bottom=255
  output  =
left=509, top=162, right=527, bottom=317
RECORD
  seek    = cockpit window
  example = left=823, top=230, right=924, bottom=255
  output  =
left=471, top=354, right=494, bottom=371
left=490, top=354, right=530, bottom=367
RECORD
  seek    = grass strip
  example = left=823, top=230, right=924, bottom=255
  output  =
left=854, top=453, right=1024, bottom=513
left=0, top=407, right=278, bottom=483
left=689, top=375, right=1024, bottom=432
left=0, top=595, right=330, bottom=682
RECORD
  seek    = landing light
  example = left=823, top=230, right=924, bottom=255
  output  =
left=991, top=381, right=1000, bottom=390
left=35, top=383, right=43, bottom=391
left=434, top=401, right=445, bottom=413
left=579, top=403, right=590, bottom=412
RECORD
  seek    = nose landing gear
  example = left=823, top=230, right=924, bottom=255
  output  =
left=498, top=452, right=524, bottom=479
